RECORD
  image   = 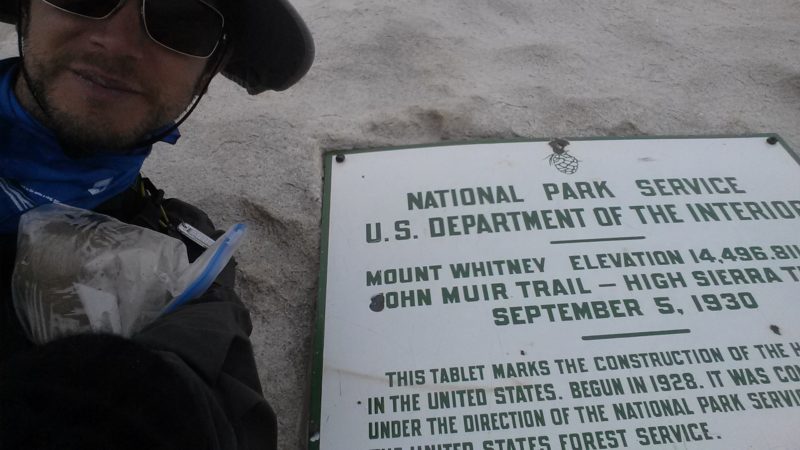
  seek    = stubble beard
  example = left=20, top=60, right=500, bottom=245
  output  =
left=21, top=50, right=193, bottom=157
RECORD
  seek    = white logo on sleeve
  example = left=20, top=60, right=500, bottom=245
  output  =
left=88, top=178, right=113, bottom=195
left=0, top=178, right=34, bottom=211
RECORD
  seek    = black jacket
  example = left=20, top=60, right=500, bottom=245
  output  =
left=0, top=177, right=277, bottom=449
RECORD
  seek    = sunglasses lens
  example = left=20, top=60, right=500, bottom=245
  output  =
left=144, top=0, right=224, bottom=57
left=44, top=0, right=120, bottom=18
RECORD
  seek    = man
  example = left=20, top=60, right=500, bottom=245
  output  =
left=0, top=0, right=313, bottom=447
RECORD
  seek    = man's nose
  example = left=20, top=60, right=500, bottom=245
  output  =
left=85, top=0, right=148, bottom=59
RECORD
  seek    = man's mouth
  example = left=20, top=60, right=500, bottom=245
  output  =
left=69, top=66, right=143, bottom=95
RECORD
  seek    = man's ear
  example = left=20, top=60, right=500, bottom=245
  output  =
left=195, top=70, right=215, bottom=96
left=195, top=35, right=232, bottom=96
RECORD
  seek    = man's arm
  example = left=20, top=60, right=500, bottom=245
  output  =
left=135, top=196, right=277, bottom=450
left=96, top=185, right=277, bottom=449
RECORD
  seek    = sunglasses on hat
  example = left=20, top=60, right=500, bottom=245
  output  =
left=39, top=0, right=225, bottom=58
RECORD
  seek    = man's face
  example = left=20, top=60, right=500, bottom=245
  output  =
left=16, top=0, right=210, bottom=151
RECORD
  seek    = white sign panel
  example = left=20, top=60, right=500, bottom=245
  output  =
left=311, top=136, right=800, bottom=450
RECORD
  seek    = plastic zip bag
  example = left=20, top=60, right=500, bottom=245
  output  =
left=11, top=203, right=246, bottom=344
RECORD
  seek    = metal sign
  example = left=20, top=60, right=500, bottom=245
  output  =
left=311, top=135, right=800, bottom=449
